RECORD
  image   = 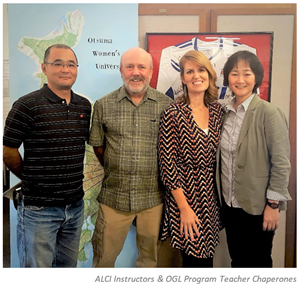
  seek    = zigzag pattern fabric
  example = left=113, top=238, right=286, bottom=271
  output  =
left=158, top=101, right=224, bottom=259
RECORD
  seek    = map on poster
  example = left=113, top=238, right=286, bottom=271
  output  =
left=8, top=3, right=138, bottom=268
left=17, top=10, right=84, bottom=88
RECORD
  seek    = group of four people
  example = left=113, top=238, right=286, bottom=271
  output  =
left=3, top=43, right=291, bottom=268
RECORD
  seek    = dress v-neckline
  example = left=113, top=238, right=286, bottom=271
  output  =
left=190, top=106, right=210, bottom=136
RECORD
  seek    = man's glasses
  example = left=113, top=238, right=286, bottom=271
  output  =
left=44, top=61, right=79, bottom=69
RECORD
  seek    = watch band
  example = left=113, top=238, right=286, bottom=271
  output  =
left=266, top=201, right=279, bottom=209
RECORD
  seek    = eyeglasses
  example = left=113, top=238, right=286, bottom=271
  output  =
left=44, top=61, right=79, bottom=69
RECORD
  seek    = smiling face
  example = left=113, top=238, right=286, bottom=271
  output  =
left=181, top=60, right=209, bottom=97
left=42, top=47, right=78, bottom=93
left=120, top=47, right=153, bottom=97
left=228, top=59, right=256, bottom=103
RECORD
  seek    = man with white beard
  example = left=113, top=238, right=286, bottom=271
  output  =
left=89, top=47, right=173, bottom=267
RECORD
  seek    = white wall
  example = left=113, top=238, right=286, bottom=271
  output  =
left=139, top=15, right=199, bottom=49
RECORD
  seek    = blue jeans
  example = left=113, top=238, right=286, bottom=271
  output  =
left=17, top=199, right=84, bottom=267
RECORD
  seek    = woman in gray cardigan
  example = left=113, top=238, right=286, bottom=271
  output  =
left=216, top=50, right=292, bottom=267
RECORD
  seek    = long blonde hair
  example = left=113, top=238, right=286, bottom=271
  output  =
left=177, top=50, right=218, bottom=105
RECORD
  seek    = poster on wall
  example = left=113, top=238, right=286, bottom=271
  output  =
left=7, top=3, right=138, bottom=269
left=146, top=32, right=273, bottom=105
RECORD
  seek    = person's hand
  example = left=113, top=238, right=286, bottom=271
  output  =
left=263, top=205, right=279, bottom=231
left=179, top=206, right=200, bottom=241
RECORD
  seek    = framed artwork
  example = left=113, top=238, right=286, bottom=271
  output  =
left=146, top=32, right=273, bottom=103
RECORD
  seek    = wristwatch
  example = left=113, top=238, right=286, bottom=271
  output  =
left=266, top=200, right=279, bottom=209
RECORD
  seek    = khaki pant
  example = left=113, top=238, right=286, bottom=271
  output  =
left=92, top=203, right=163, bottom=267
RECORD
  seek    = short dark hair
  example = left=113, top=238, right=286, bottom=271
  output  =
left=223, top=50, right=264, bottom=94
left=43, top=44, right=78, bottom=63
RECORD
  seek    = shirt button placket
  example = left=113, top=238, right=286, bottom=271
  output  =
left=131, top=109, right=139, bottom=210
left=62, top=100, right=69, bottom=120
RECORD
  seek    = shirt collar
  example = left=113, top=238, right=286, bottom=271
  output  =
left=225, top=93, right=255, bottom=113
left=242, top=93, right=255, bottom=111
left=116, top=85, right=157, bottom=103
left=42, top=84, right=80, bottom=103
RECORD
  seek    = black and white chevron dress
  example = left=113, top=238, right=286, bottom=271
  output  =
left=158, top=101, right=223, bottom=259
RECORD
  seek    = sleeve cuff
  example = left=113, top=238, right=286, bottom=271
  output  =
left=267, top=189, right=291, bottom=202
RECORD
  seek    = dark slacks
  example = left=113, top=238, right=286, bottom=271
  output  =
left=180, top=251, right=213, bottom=268
left=222, top=203, right=275, bottom=268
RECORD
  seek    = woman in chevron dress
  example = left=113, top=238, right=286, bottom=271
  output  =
left=158, top=50, right=223, bottom=267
